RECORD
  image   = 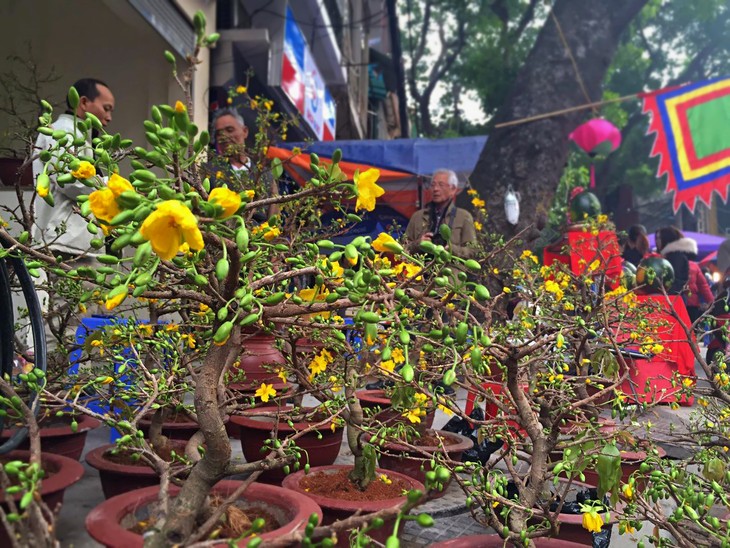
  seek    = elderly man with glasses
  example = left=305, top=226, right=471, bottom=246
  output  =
left=405, top=169, right=477, bottom=258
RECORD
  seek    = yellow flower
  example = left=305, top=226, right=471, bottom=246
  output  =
left=78, top=303, right=87, bottom=313
left=264, top=100, right=273, bottom=111
left=100, top=376, right=114, bottom=385
left=71, top=161, right=96, bottom=180
left=588, top=259, right=601, bottom=272
left=394, top=261, right=421, bottom=278
left=622, top=483, right=633, bottom=500
left=309, top=349, right=332, bottom=376
left=379, top=474, right=392, bottom=485
left=391, top=347, right=405, bottom=365
left=181, top=333, right=196, bottom=349
left=582, top=510, right=604, bottom=533
left=174, top=100, right=186, bottom=113
left=292, top=147, right=301, bottom=155
left=89, top=173, right=135, bottom=225
left=437, top=403, right=454, bottom=416
left=139, top=324, right=154, bottom=336
left=105, top=290, right=127, bottom=311
left=403, top=407, right=426, bottom=424
left=208, top=187, right=241, bottom=218
left=277, top=369, right=288, bottom=383
left=226, top=97, right=233, bottom=105
left=199, top=303, right=210, bottom=312
left=250, top=99, right=259, bottom=110
left=255, top=383, right=277, bottom=403
left=471, top=197, right=486, bottom=208
left=236, top=85, right=247, bottom=94
left=216, top=171, right=224, bottom=180
left=372, top=232, right=403, bottom=254
left=139, top=200, right=204, bottom=261
left=380, top=359, right=395, bottom=373
left=244, top=189, right=255, bottom=200
left=474, top=221, right=483, bottom=231
left=354, top=168, right=384, bottom=212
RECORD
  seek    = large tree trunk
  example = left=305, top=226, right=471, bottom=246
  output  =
left=468, top=0, right=648, bottom=238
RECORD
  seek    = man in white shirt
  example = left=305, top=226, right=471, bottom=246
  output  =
left=33, top=78, right=115, bottom=255
left=29, top=78, right=114, bottom=349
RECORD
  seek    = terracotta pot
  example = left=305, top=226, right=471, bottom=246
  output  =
left=226, top=382, right=295, bottom=436
left=85, top=441, right=188, bottom=499
left=230, top=406, right=343, bottom=483
left=355, top=389, right=435, bottom=430
left=0, top=413, right=101, bottom=460
left=367, top=429, right=473, bottom=492
left=282, top=465, right=424, bottom=547
left=85, top=480, right=322, bottom=547
left=138, top=411, right=204, bottom=441
left=0, top=157, right=32, bottom=187
left=432, top=534, right=588, bottom=547
left=0, top=450, right=84, bottom=547
left=529, top=479, right=616, bottom=545
left=228, top=331, right=286, bottom=389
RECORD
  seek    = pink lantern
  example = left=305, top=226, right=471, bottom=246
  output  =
left=569, top=119, right=622, bottom=188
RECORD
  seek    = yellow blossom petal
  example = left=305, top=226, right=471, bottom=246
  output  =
left=354, top=168, right=384, bottom=212
left=139, top=200, right=204, bottom=260
left=208, top=187, right=242, bottom=218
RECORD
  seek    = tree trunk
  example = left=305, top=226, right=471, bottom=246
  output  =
left=467, top=0, right=648, bottom=239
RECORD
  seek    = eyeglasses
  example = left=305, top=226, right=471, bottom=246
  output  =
left=424, top=179, right=453, bottom=190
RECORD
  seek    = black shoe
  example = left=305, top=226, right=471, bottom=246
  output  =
left=365, top=379, right=394, bottom=390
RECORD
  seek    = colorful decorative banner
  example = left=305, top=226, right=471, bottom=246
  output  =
left=642, top=77, right=730, bottom=212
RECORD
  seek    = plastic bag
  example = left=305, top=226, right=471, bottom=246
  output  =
left=442, top=407, right=503, bottom=465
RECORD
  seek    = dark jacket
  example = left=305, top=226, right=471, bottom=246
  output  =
left=660, top=237, right=697, bottom=295
left=405, top=202, right=477, bottom=258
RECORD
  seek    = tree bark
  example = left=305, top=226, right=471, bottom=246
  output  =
left=467, top=0, right=649, bottom=238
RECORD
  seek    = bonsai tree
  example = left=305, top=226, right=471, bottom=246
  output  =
left=0, top=12, right=443, bottom=546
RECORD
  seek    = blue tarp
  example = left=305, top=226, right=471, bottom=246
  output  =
left=279, top=136, right=488, bottom=182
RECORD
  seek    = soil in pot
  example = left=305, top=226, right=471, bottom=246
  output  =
left=0, top=413, right=101, bottom=460
left=85, top=480, right=322, bottom=548
left=230, top=406, right=343, bottom=484
left=85, top=440, right=189, bottom=499
left=0, top=450, right=84, bottom=547
left=368, top=429, right=473, bottom=494
left=283, top=465, right=425, bottom=547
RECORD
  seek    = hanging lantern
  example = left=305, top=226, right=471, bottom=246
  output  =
left=504, top=185, right=520, bottom=225
left=569, top=119, right=622, bottom=189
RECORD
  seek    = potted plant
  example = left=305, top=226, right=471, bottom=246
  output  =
left=0, top=12, right=436, bottom=546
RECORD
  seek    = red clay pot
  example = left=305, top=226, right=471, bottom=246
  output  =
left=85, top=441, right=188, bottom=499
left=0, top=414, right=101, bottom=460
left=85, top=480, right=323, bottom=547
left=282, top=464, right=424, bottom=547
left=230, top=406, right=343, bottom=483
left=228, top=331, right=286, bottom=389
left=138, top=410, right=203, bottom=441
left=355, top=389, right=435, bottom=430
left=432, top=534, right=589, bottom=547
left=0, top=450, right=84, bottom=547
left=367, top=429, right=473, bottom=491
